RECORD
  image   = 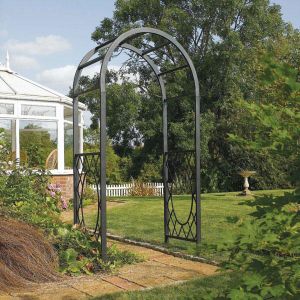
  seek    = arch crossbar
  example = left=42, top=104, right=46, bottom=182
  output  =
left=73, top=27, right=200, bottom=261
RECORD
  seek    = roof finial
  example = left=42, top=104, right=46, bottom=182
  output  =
left=6, top=50, right=10, bottom=70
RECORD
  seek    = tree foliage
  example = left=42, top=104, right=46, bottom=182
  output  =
left=83, top=128, right=123, bottom=183
left=76, top=0, right=300, bottom=190
left=218, top=193, right=300, bottom=299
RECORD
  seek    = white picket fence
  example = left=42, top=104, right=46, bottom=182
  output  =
left=90, top=182, right=164, bottom=197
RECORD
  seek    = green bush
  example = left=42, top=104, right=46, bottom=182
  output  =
left=53, top=227, right=140, bottom=275
left=82, top=185, right=98, bottom=206
left=0, top=166, right=61, bottom=230
left=0, top=164, right=140, bottom=276
left=129, top=180, right=158, bottom=197
left=219, top=193, right=300, bottom=299
left=0, top=167, right=49, bottom=204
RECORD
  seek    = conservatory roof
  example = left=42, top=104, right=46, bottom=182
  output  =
left=0, top=53, right=85, bottom=109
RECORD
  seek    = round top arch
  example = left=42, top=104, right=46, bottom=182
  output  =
left=73, top=27, right=201, bottom=261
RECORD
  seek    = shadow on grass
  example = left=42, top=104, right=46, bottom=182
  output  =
left=237, top=191, right=299, bottom=217
left=225, top=216, right=240, bottom=223
left=92, top=272, right=241, bottom=300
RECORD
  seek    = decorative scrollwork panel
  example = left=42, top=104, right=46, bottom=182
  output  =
left=165, top=150, right=197, bottom=242
left=74, top=152, right=101, bottom=239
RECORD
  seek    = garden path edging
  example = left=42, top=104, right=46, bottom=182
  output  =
left=107, top=232, right=219, bottom=266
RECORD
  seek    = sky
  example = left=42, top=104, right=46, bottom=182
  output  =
left=0, top=0, right=115, bottom=93
left=0, top=0, right=299, bottom=95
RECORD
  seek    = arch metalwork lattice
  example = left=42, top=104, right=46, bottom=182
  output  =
left=73, top=27, right=201, bottom=261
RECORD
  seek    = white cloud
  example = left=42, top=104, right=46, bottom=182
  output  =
left=35, top=63, right=134, bottom=94
left=109, top=65, right=121, bottom=72
left=79, top=64, right=138, bottom=83
left=10, top=55, right=39, bottom=70
left=80, top=63, right=102, bottom=78
left=0, top=30, right=8, bottom=38
left=4, top=35, right=71, bottom=56
left=36, top=65, right=76, bottom=94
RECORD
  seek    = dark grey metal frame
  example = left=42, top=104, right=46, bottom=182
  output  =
left=73, top=27, right=200, bottom=261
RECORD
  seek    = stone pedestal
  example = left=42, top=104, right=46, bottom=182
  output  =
left=238, top=170, right=256, bottom=196
left=241, top=176, right=252, bottom=195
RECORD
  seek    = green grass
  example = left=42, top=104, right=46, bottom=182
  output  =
left=87, top=189, right=292, bottom=299
left=85, top=189, right=291, bottom=262
left=93, top=272, right=240, bottom=300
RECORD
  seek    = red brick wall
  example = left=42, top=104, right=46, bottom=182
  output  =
left=50, top=174, right=73, bottom=200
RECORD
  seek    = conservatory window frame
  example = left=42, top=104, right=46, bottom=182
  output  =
left=0, top=99, right=83, bottom=174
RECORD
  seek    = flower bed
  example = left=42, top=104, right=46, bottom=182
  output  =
left=0, top=164, right=140, bottom=291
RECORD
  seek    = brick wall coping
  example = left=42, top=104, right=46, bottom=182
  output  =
left=0, top=169, right=73, bottom=176
left=49, top=169, right=73, bottom=175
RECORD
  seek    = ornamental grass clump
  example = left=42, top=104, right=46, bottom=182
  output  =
left=0, top=218, right=59, bottom=292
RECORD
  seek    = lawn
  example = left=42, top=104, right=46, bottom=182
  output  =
left=84, top=189, right=291, bottom=262
left=93, top=272, right=240, bottom=300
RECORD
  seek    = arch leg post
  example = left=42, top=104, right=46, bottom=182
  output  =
left=163, top=97, right=169, bottom=243
left=100, top=91, right=107, bottom=261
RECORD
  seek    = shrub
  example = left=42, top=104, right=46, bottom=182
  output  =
left=54, top=227, right=140, bottom=275
left=219, top=193, right=300, bottom=299
left=0, top=164, right=141, bottom=277
left=0, top=165, right=61, bottom=230
left=82, top=185, right=98, bottom=206
left=130, top=180, right=158, bottom=196
left=0, top=166, right=49, bottom=205
left=47, top=183, right=69, bottom=210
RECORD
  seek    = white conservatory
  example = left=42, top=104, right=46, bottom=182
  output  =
left=0, top=53, right=85, bottom=176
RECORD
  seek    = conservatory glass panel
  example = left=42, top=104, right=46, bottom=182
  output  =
left=20, top=120, right=57, bottom=168
left=64, top=106, right=73, bottom=122
left=0, top=119, right=14, bottom=164
left=21, top=104, right=56, bottom=117
left=64, top=122, right=73, bottom=169
left=0, top=103, right=14, bottom=115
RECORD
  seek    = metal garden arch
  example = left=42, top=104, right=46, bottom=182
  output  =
left=73, top=27, right=200, bottom=261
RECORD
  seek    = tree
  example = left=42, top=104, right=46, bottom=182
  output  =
left=83, top=128, right=123, bottom=183
left=79, top=0, right=298, bottom=190
left=228, top=33, right=300, bottom=188
left=76, top=73, right=143, bottom=154
left=220, top=38, right=300, bottom=298
left=20, top=124, right=56, bottom=168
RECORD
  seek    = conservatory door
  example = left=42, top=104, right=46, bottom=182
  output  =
left=0, top=119, right=16, bottom=165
